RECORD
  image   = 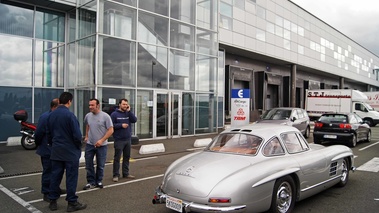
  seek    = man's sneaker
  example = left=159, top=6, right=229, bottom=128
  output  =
left=67, top=201, right=87, bottom=212
left=82, top=184, right=95, bottom=190
left=96, top=182, right=103, bottom=189
left=43, top=194, right=51, bottom=202
left=124, top=174, right=135, bottom=179
left=49, top=200, right=58, bottom=211
left=112, top=176, right=118, bottom=182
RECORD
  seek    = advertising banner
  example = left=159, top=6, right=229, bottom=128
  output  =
left=231, top=89, right=250, bottom=127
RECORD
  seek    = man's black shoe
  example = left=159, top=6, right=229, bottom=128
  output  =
left=49, top=200, right=58, bottom=211
left=43, top=194, right=51, bottom=202
left=67, top=201, right=87, bottom=212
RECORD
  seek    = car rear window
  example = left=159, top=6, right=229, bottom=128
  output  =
left=319, top=114, right=347, bottom=123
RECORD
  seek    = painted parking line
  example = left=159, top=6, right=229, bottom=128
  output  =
left=358, top=141, right=379, bottom=151
left=0, top=184, right=42, bottom=213
left=356, top=157, right=379, bottom=172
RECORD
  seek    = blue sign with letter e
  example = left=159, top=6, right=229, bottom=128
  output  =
left=231, top=89, right=250, bottom=99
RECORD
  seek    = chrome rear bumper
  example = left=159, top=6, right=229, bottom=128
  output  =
left=152, top=187, right=246, bottom=213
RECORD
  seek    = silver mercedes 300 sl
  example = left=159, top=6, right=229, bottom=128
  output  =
left=153, top=123, right=355, bottom=213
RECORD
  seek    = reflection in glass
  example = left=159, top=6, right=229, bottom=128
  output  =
left=112, top=0, right=137, bottom=7
left=138, top=11, right=169, bottom=46
left=68, top=10, right=76, bottom=42
left=34, top=88, right=63, bottom=122
left=0, top=2, right=33, bottom=37
left=196, top=28, right=217, bottom=56
left=169, top=50, right=194, bottom=90
left=196, top=55, right=217, bottom=92
left=182, top=92, right=194, bottom=135
left=137, top=43, right=168, bottom=88
left=197, top=0, right=217, bottom=30
left=35, top=41, right=64, bottom=87
left=78, top=36, right=95, bottom=86
left=136, top=90, right=153, bottom=139
left=170, top=20, right=194, bottom=51
left=195, top=93, right=216, bottom=134
left=156, top=93, right=168, bottom=137
left=139, top=0, right=168, bottom=16
left=0, top=87, right=32, bottom=141
left=76, top=88, right=95, bottom=133
left=171, top=0, right=195, bottom=24
left=67, top=43, right=77, bottom=87
left=101, top=1, right=136, bottom=40
left=0, top=35, right=32, bottom=86
left=99, top=36, right=136, bottom=86
left=35, top=8, right=65, bottom=42
left=78, top=2, right=96, bottom=39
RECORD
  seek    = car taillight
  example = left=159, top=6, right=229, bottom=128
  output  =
left=339, top=123, right=351, bottom=129
left=208, top=198, right=231, bottom=203
left=314, top=122, right=323, bottom=128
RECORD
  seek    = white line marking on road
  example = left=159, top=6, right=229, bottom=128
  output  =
left=375, top=198, right=379, bottom=201
left=356, top=157, right=379, bottom=172
left=28, top=174, right=164, bottom=204
left=0, top=184, right=42, bottom=213
left=359, top=141, right=379, bottom=151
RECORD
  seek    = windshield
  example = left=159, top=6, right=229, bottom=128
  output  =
left=207, top=133, right=263, bottom=155
left=363, top=102, right=375, bottom=111
left=261, top=109, right=292, bottom=120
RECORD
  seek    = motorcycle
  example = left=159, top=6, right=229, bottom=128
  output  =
left=13, top=110, right=37, bottom=150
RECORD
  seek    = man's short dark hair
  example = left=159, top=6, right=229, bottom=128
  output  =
left=59, top=92, right=73, bottom=105
left=50, top=98, right=59, bottom=108
left=90, top=98, right=99, bottom=105
left=118, top=98, right=128, bottom=104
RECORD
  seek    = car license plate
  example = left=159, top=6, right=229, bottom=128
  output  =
left=166, top=196, right=183, bottom=212
left=324, top=135, right=337, bottom=139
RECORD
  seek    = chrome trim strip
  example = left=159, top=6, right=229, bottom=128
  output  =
left=301, top=175, right=341, bottom=192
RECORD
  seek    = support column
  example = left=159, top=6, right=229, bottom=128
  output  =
left=339, top=77, right=345, bottom=89
left=291, top=64, right=296, bottom=107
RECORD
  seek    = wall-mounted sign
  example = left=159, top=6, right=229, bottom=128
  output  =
left=231, top=89, right=250, bottom=127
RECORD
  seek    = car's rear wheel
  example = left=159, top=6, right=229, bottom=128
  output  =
left=269, top=176, right=295, bottom=213
left=348, top=134, right=357, bottom=147
left=337, top=158, right=350, bottom=187
left=303, top=126, right=310, bottom=138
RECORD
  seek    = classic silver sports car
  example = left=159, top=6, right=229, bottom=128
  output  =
left=152, top=123, right=355, bottom=213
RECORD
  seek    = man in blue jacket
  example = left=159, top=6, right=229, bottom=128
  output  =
left=34, top=98, right=60, bottom=202
left=111, top=98, right=137, bottom=182
left=47, top=92, right=87, bottom=212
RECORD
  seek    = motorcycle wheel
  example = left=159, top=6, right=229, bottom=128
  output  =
left=21, top=135, right=37, bottom=150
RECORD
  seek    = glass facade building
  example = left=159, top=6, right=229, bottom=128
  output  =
left=0, top=0, right=221, bottom=141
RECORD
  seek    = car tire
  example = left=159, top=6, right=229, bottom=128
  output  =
left=21, top=135, right=37, bottom=150
left=348, top=134, right=357, bottom=147
left=365, top=131, right=371, bottom=142
left=303, top=125, right=310, bottom=138
left=364, top=119, right=374, bottom=127
left=268, top=176, right=295, bottom=213
left=337, top=158, right=349, bottom=187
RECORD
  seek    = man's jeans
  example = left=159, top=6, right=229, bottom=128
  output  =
left=84, top=144, right=108, bottom=184
left=113, top=139, right=131, bottom=177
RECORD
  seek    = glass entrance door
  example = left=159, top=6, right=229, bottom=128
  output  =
left=170, top=92, right=181, bottom=137
left=154, top=91, right=182, bottom=138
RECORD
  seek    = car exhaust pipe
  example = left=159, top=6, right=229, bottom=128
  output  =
left=351, top=166, right=356, bottom=172
left=20, top=131, right=34, bottom=138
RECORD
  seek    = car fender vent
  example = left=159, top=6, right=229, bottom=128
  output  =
left=241, top=129, right=252, bottom=132
left=230, top=129, right=241, bottom=132
left=329, top=161, right=338, bottom=176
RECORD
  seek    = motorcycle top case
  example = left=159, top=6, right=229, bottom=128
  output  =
left=14, top=110, right=28, bottom=122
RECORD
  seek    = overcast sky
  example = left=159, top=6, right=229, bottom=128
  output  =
left=291, top=0, right=379, bottom=56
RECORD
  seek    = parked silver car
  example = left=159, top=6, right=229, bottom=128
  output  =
left=153, top=123, right=354, bottom=213
left=256, top=107, right=311, bottom=138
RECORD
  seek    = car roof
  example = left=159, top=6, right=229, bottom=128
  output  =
left=222, top=123, right=299, bottom=138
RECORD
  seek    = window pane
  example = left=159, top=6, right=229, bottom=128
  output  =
left=171, top=0, right=195, bottom=24
left=112, top=0, right=137, bottom=7
left=169, top=50, right=195, bottom=90
left=68, top=10, right=76, bottom=42
left=170, top=20, right=194, bottom=51
left=35, top=8, right=65, bottom=42
left=197, top=0, right=218, bottom=30
left=136, top=90, right=153, bottom=139
left=195, top=93, right=217, bottom=134
left=34, top=88, right=63, bottom=121
left=220, top=2, right=232, bottom=17
left=197, top=28, right=217, bottom=56
left=0, top=86, right=32, bottom=141
left=0, top=35, right=32, bottom=86
left=78, top=2, right=97, bottom=39
left=99, top=36, right=136, bottom=86
left=35, top=41, right=64, bottom=87
left=0, top=2, right=33, bottom=37
left=138, top=11, right=169, bottom=46
left=78, top=36, right=95, bottom=86
left=137, top=43, right=168, bottom=88
left=182, top=92, right=194, bottom=135
left=196, top=55, right=217, bottom=92
left=67, top=43, right=77, bottom=87
left=139, top=0, right=168, bottom=16
left=101, top=1, right=136, bottom=40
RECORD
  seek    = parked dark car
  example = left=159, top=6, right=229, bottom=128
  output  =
left=256, top=107, right=311, bottom=138
left=313, top=112, right=371, bottom=147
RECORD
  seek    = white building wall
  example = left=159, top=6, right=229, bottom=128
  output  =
left=219, top=0, right=379, bottom=87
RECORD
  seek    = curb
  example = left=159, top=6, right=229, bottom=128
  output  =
left=194, top=138, right=212, bottom=147
left=6, top=136, right=21, bottom=146
left=139, top=143, right=165, bottom=155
